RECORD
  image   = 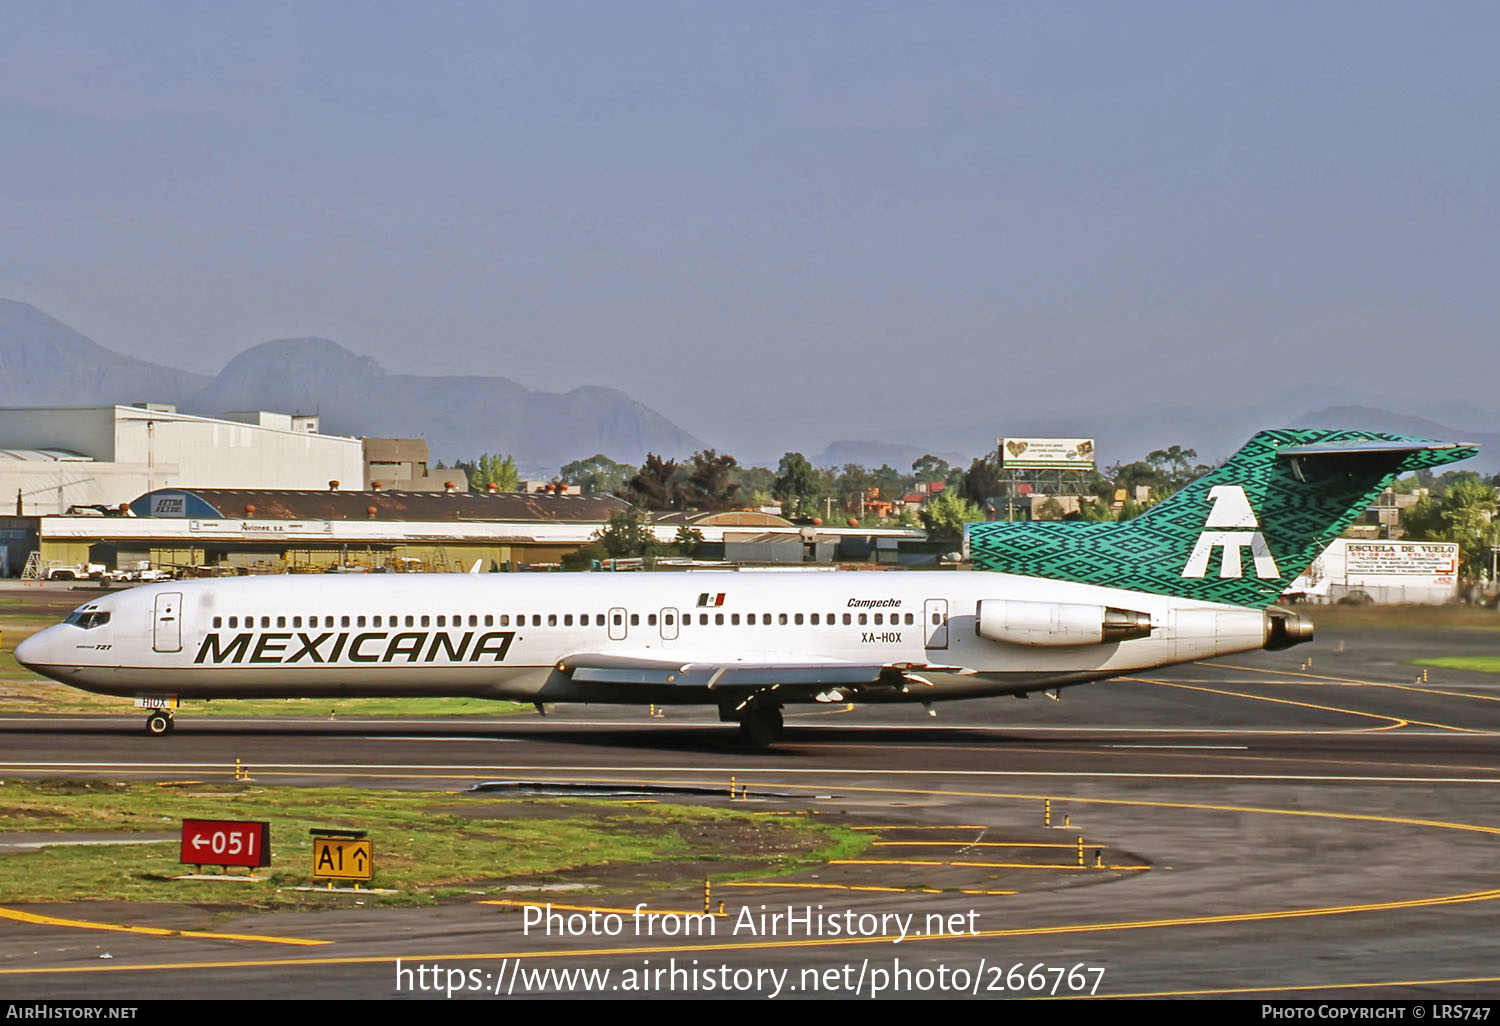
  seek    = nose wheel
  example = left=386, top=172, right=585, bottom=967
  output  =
left=145, top=711, right=175, bottom=736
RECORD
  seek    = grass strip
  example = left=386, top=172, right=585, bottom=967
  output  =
left=0, top=780, right=868, bottom=908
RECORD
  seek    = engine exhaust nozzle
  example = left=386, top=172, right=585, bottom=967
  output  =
left=1264, top=608, right=1315, bottom=651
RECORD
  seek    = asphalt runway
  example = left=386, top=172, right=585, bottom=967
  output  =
left=2, top=621, right=1500, bottom=1000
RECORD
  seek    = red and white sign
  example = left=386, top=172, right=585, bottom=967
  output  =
left=179, top=819, right=271, bottom=868
left=1344, top=542, right=1459, bottom=578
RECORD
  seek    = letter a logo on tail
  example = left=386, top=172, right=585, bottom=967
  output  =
left=1183, top=486, right=1280, bottom=579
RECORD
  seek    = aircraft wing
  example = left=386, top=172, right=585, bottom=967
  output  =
left=554, top=652, right=965, bottom=689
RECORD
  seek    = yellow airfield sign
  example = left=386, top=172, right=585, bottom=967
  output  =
left=312, top=836, right=373, bottom=881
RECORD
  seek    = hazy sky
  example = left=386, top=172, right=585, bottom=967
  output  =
left=2, top=2, right=1496, bottom=456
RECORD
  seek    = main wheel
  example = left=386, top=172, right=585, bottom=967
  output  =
left=737, top=704, right=784, bottom=748
left=145, top=712, right=172, bottom=737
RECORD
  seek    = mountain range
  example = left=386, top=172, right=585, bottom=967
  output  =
left=1, top=298, right=1495, bottom=477
left=0, top=300, right=702, bottom=474
left=830, top=397, right=1500, bottom=477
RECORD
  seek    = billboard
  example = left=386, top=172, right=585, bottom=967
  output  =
left=1343, top=542, right=1459, bottom=579
left=1284, top=539, right=1460, bottom=605
left=999, top=438, right=1096, bottom=472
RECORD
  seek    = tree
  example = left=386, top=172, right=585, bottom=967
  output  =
left=1073, top=496, right=1114, bottom=521
left=835, top=463, right=875, bottom=512
left=559, top=454, right=634, bottom=496
left=1402, top=476, right=1500, bottom=579
left=1145, top=446, right=1213, bottom=495
left=922, top=489, right=984, bottom=540
left=463, top=453, right=520, bottom=493
left=597, top=509, right=659, bottom=559
left=624, top=454, right=684, bottom=511
left=735, top=465, right=777, bottom=507
left=1034, top=496, right=1067, bottom=522
left=773, top=452, right=818, bottom=519
left=912, top=454, right=952, bottom=485
left=872, top=464, right=902, bottom=502
left=959, top=453, right=1001, bottom=507
left=1107, top=460, right=1165, bottom=497
left=681, top=450, right=741, bottom=510
left=674, top=525, right=705, bottom=557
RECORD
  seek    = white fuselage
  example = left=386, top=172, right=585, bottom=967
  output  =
left=15, top=570, right=1277, bottom=709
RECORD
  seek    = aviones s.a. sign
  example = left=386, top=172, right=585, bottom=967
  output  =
left=1182, top=485, right=1280, bottom=580
left=194, top=630, right=516, bottom=665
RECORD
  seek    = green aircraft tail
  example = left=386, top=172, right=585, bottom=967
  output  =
left=964, top=429, right=1477, bottom=607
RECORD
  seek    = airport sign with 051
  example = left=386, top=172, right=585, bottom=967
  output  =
left=179, top=819, right=271, bottom=868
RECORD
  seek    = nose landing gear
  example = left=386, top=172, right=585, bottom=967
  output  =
left=145, top=711, right=175, bottom=736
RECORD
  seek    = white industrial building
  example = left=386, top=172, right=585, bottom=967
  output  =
left=1284, top=538, right=1461, bottom=605
left=0, top=404, right=365, bottom=516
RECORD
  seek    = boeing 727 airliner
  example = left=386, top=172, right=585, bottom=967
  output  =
left=14, top=430, right=1476, bottom=744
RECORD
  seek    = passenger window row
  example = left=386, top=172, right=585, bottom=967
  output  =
left=213, top=614, right=495, bottom=629
left=209, top=611, right=919, bottom=629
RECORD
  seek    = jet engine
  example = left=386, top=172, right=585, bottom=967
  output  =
left=976, top=600, right=1154, bottom=647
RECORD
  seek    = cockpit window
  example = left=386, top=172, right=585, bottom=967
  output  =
left=64, top=611, right=111, bottom=629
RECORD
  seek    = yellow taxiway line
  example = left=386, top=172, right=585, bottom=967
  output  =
left=871, top=841, right=1091, bottom=849
left=722, top=881, right=1017, bottom=896
left=0, top=906, right=329, bottom=946
left=6, top=886, right=1498, bottom=977
left=849, top=825, right=988, bottom=831
left=1098, top=974, right=1500, bottom=999
left=1124, top=678, right=1415, bottom=731
left=479, top=900, right=725, bottom=918
left=1216, top=659, right=1500, bottom=706
left=830, top=859, right=1147, bottom=871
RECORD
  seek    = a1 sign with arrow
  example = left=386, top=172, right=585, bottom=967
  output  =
left=311, top=834, right=373, bottom=882
left=179, top=819, right=271, bottom=868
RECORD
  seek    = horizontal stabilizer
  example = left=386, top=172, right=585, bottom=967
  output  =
left=1278, top=440, right=1478, bottom=458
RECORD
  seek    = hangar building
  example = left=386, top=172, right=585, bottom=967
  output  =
left=0, top=404, right=365, bottom=516
left=30, top=487, right=631, bottom=574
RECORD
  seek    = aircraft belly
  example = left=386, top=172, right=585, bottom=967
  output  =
left=46, top=664, right=551, bottom=701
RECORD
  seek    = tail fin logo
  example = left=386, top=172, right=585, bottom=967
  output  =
left=1182, top=485, right=1280, bottom=580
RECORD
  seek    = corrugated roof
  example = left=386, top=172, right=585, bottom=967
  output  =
left=134, top=488, right=631, bottom=523
left=652, top=510, right=793, bottom=528
left=722, top=532, right=807, bottom=545
left=0, top=449, right=93, bottom=462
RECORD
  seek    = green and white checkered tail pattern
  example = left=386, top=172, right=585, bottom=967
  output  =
left=965, top=429, right=1477, bottom=608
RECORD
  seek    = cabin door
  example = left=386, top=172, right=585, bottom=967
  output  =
left=153, top=592, right=183, bottom=653
left=923, top=598, right=949, bottom=650
left=659, top=608, right=679, bottom=642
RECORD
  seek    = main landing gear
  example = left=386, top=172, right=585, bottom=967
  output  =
left=145, top=710, right=175, bottom=736
left=736, top=702, right=783, bottom=748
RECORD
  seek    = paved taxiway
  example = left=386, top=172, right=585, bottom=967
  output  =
left=2, top=622, right=1500, bottom=999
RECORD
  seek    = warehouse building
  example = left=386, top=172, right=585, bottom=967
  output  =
left=0, top=404, right=365, bottom=515
left=11, top=496, right=933, bottom=577
left=29, top=487, right=632, bottom=575
left=1283, top=538, right=1461, bottom=604
left=650, top=509, right=927, bottom=563
left=363, top=437, right=463, bottom=492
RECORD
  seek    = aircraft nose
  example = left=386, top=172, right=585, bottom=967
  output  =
left=14, top=629, right=51, bottom=669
